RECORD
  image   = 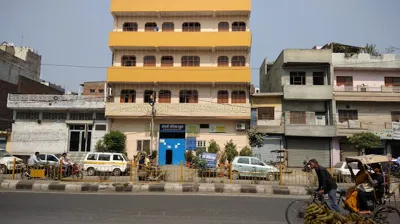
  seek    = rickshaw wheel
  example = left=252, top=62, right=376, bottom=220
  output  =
left=372, top=205, right=400, bottom=224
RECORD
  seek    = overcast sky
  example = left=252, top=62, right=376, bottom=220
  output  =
left=1, top=0, right=399, bottom=92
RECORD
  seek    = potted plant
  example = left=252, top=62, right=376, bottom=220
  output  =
left=185, top=150, right=194, bottom=167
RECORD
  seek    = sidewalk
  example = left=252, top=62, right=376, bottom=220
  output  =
left=1, top=179, right=399, bottom=198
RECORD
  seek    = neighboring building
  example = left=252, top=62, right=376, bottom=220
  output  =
left=81, top=81, right=106, bottom=96
left=260, top=49, right=335, bottom=167
left=0, top=42, right=65, bottom=131
left=7, top=94, right=107, bottom=162
left=105, top=0, right=252, bottom=163
left=329, top=47, right=400, bottom=160
left=251, top=93, right=284, bottom=164
left=41, top=80, right=65, bottom=94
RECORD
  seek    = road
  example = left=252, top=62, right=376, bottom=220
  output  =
left=0, top=192, right=293, bottom=224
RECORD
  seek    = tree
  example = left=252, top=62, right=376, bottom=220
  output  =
left=385, top=46, right=399, bottom=54
left=364, top=43, right=380, bottom=56
left=348, top=132, right=381, bottom=154
left=185, top=150, right=194, bottom=163
left=95, top=139, right=106, bottom=152
left=207, top=140, right=220, bottom=153
left=224, top=140, right=238, bottom=162
left=103, top=131, right=126, bottom=153
left=240, top=146, right=253, bottom=156
left=247, top=127, right=267, bottom=148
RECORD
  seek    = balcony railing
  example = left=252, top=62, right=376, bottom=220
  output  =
left=334, top=85, right=400, bottom=93
left=336, top=121, right=397, bottom=138
left=283, top=112, right=336, bottom=137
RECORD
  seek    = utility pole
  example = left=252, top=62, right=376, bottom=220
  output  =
left=149, top=88, right=156, bottom=155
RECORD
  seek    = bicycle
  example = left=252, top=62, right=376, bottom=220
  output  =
left=285, top=190, right=344, bottom=224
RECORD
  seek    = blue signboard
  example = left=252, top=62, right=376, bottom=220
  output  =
left=160, top=124, right=186, bottom=133
left=186, top=137, right=197, bottom=150
left=200, top=153, right=218, bottom=170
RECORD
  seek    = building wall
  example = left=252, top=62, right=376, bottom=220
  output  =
left=114, top=16, right=250, bottom=32
left=113, top=50, right=249, bottom=67
left=260, top=53, right=284, bottom=92
left=112, top=83, right=249, bottom=104
left=111, top=119, right=249, bottom=158
left=0, top=49, right=40, bottom=84
left=82, top=82, right=106, bottom=96
left=251, top=96, right=282, bottom=126
left=334, top=70, right=400, bottom=89
left=282, top=67, right=330, bottom=86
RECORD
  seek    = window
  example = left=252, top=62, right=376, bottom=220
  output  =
left=334, top=162, right=343, bottom=169
left=123, top=22, right=138, bottom=31
left=69, top=113, right=93, bottom=120
left=137, top=140, right=150, bottom=153
left=179, top=90, right=198, bottom=103
left=290, top=72, right=306, bottom=85
left=113, top=154, right=124, bottom=161
left=86, top=154, right=97, bottom=161
left=99, top=89, right=104, bottom=94
left=251, top=158, right=264, bottom=166
left=232, top=22, right=246, bottom=31
left=38, top=154, right=46, bottom=160
left=231, top=56, right=246, bottom=67
left=232, top=90, right=246, bottom=103
left=290, top=111, right=306, bottom=124
left=181, top=56, right=200, bottom=67
left=217, top=90, right=229, bottom=104
left=391, top=111, right=400, bottom=122
left=47, top=155, right=58, bottom=162
left=218, top=56, right=229, bottom=67
left=384, top=77, right=400, bottom=86
left=42, top=112, right=67, bottom=120
left=182, top=22, right=201, bottom=32
left=338, top=110, right=358, bottom=123
left=159, top=90, right=171, bottom=103
left=162, top=22, right=174, bottom=32
left=96, top=112, right=106, bottom=120
left=200, top=124, right=209, bottom=129
left=197, top=140, right=207, bottom=148
left=161, top=56, right=173, bottom=67
left=121, top=55, right=136, bottom=67
left=120, top=90, right=136, bottom=103
left=258, top=107, right=274, bottom=120
left=144, top=90, right=155, bottom=103
left=144, top=56, right=156, bottom=67
left=95, top=125, right=107, bottom=131
left=16, top=112, right=40, bottom=120
left=237, top=158, right=249, bottom=164
left=313, top=72, right=324, bottom=85
left=336, top=76, right=353, bottom=86
left=145, top=22, right=158, bottom=31
left=98, top=154, right=111, bottom=161
left=90, top=89, right=95, bottom=93
left=218, top=22, right=229, bottom=31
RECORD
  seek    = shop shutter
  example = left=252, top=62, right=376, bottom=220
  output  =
left=340, top=143, right=359, bottom=161
left=287, top=137, right=331, bottom=167
left=252, top=137, right=282, bottom=164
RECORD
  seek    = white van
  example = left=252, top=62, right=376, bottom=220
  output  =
left=83, top=152, right=130, bottom=176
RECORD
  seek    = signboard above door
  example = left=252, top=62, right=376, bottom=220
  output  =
left=160, top=124, right=186, bottom=133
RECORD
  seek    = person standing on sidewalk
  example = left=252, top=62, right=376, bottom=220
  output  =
left=308, top=159, right=339, bottom=212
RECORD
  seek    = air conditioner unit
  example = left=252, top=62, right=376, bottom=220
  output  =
left=236, top=123, right=246, bottom=130
left=107, top=88, right=113, bottom=97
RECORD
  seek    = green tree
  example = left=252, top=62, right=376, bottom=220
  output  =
left=185, top=150, right=194, bottom=163
left=103, top=131, right=126, bottom=153
left=247, top=127, right=267, bottom=148
left=364, top=43, right=380, bottom=56
left=225, top=140, right=238, bottom=162
left=95, top=139, right=106, bottom=152
left=240, top=146, right=253, bottom=156
left=348, top=132, right=381, bottom=154
left=207, top=140, right=220, bottom=153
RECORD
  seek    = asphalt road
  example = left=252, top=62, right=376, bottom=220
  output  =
left=0, top=192, right=293, bottom=224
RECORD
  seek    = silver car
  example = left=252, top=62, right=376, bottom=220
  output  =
left=231, top=156, right=280, bottom=181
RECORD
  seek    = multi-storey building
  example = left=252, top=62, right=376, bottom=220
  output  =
left=106, top=0, right=252, bottom=164
left=81, top=81, right=106, bottom=96
left=331, top=51, right=400, bottom=160
left=259, top=49, right=336, bottom=167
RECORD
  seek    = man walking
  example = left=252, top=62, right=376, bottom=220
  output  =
left=309, top=159, right=339, bottom=212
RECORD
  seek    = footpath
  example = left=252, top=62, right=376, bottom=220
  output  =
left=1, top=179, right=400, bottom=198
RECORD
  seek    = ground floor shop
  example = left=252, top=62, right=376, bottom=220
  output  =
left=285, top=136, right=332, bottom=167
left=252, top=135, right=283, bottom=165
left=110, top=119, right=249, bottom=164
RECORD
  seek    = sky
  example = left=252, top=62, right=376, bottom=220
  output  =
left=1, top=0, right=400, bottom=92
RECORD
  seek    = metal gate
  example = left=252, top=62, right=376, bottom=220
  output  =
left=253, top=136, right=282, bottom=164
left=340, top=143, right=359, bottom=161
left=287, top=137, right=331, bottom=167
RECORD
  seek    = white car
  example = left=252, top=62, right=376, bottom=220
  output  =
left=333, top=161, right=360, bottom=183
left=0, top=149, right=24, bottom=174
left=37, top=154, right=61, bottom=165
left=231, top=156, right=280, bottom=181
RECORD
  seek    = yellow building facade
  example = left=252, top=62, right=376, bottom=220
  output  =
left=106, top=0, right=252, bottom=164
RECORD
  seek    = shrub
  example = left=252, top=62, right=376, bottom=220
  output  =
left=225, top=140, right=238, bottom=162
left=95, top=139, right=106, bottom=152
left=240, top=146, right=253, bottom=156
left=103, top=131, right=126, bottom=153
left=207, top=140, right=220, bottom=153
left=185, top=150, right=194, bottom=163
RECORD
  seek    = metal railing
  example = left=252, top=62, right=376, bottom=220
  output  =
left=334, top=85, right=400, bottom=93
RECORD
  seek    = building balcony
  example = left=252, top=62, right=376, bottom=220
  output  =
left=107, top=67, right=251, bottom=83
left=256, top=122, right=285, bottom=134
left=7, top=94, right=105, bottom=110
left=105, top=103, right=250, bottom=119
left=284, top=112, right=336, bottom=137
left=111, top=0, right=251, bottom=16
left=283, top=85, right=333, bottom=100
left=108, top=32, right=251, bottom=50
left=336, top=121, right=395, bottom=138
left=334, top=86, right=400, bottom=102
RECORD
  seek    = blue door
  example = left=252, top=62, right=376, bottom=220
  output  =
left=158, top=139, right=186, bottom=165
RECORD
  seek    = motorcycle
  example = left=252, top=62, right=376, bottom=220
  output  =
left=302, top=159, right=312, bottom=172
left=22, top=163, right=83, bottom=180
left=59, top=163, right=83, bottom=180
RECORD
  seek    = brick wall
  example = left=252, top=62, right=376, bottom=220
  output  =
left=82, top=82, right=105, bottom=96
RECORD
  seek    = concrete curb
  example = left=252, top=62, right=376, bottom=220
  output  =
left=2, top=180, right=398, bottom=198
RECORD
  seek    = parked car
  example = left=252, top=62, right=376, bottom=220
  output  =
left=333, top=161, right=360, bottom=183
left=37, top=154, right=61, bottom=165
left=84, top=152, right=130, bottom=176
left=231, top=156, right=279, bottom=181
left=0, top=149, right=24, bottom=174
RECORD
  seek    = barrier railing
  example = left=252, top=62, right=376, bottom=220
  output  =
left=0, top=159, right=365, bottom=189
